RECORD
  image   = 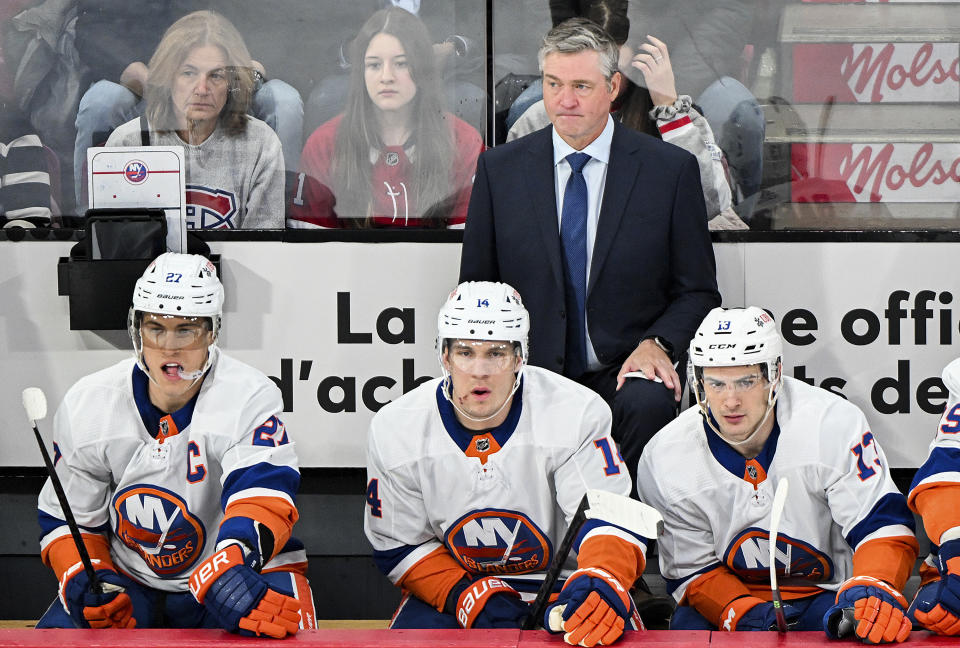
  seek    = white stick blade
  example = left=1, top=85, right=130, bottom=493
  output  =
left=584, top=489, right=663, bottom=538
left=22, top=387, right=48, bottom=423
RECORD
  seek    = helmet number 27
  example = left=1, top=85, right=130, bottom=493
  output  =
left=166, top=273, right=182, bottom=283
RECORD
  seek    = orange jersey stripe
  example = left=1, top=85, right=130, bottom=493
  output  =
left=396, top=546, right=469, bottom=612
left=684, top=566, right=752, bottom=626
left=222, top=497, right=299, bottom=561
left=42, top=533, right=114, bottom=581
left=912, top=485, right=960, bottom=545
left=919, top=560, right=941, bottom=589
left=745, top=583, right=827, bottom=600
left=262, top=560, right=309, bottom=576
left=852, top=535, right=918, bottom=591
left=576, top=534, right=645, bottom=587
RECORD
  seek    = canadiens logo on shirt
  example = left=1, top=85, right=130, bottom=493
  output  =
left=113, top=484, right=206, bottom=576
left=724, top=527, right=834, bottom=582
left=445, top=509, right=552, bottom=575
left=185, top=186, right=238, bottom=229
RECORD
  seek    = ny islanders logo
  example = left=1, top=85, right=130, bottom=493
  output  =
left=123, top=160, right=148, bottom=184
left=724, top=527, right=834, bottom=583
left=113, top=485, right=205, bottom=576
left=445, top=509, right=551, bottom=575
left=186, top=186, right=238, bottom=229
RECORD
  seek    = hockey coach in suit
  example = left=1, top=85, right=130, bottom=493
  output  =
left=459, top=17, right=720, bottom=491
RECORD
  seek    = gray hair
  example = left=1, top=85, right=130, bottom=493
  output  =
left=537, top=17, right=620, bottom=82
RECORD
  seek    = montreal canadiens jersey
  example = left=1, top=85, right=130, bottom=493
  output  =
left=38, top=350, right=301, bottom=592
left=638, top=376, right=915, bottom=605
left=364, top=366, right=639, bottom=596
left=908, top=357, right=960, bottom=549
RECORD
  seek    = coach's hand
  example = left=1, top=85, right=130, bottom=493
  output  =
left=59, top=560, right=135, bottom=629
left=453, top=576, right=528, bottom=628
left=914, top=539, right=960, bottom=635
left=824, top=576, right=911, bottom=643
left=616, top=339, right=680, bottom=401
left=189, top=544, right=301, bottom=638
left=545, top=567, right=637, bottom=646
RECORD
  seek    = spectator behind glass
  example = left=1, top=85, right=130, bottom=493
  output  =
left=302, top=0, right=485, bottom=138
left=291, top=7, right=483, bottom=229
left=105, top=11, right=284, bottom=229
left=74, top=1, right=303, bottom=212
left=507, top=1, right=746, bottom=230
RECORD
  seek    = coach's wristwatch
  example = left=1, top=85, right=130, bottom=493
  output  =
left=643, top=335, right=674, bottom=360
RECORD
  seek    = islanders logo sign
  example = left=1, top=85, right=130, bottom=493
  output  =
left=445, top=509, right=552, bottom=575
left=123, top=160, right=148, bottom=184
left=113, top=484, right=205, bottom=576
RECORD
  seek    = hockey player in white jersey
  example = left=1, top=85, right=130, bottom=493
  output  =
left=36, top=253, right=315, bottom=636
left=907, top=357, right=960, bottom=635
left=364, top=282, right=651, bottom=646
left=637, top=307, right=918, bottom=643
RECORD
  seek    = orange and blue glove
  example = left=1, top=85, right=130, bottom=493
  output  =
left=823, top=576, right=911, bottom=644
left=189, top=543, right=301, bottom=638
left=59, top=560, right=135, bottom=629
left=544, top=567, right=639, bottom=646
left=913, top=539, right=960, bottom=635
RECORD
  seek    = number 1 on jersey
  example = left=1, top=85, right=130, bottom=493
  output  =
left=851, top=432, right=881, bottom=481
left=593, top=438, right=622, bottom=476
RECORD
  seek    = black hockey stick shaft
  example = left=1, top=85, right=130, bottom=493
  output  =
left=523, top=494, right=590, bottom=630
left=32, top=422, right=101, bottom=593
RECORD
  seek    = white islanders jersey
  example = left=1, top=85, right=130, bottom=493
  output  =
left=38, top=351, right=301, bottom=591
left=364, top=366, right=637, bottom=595
left=909, top=357, right=960, bottom=550
left=638, top=376, right=915, bottom=603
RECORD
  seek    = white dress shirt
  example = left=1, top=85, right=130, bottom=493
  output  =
left=552, top=115, right=614, bottom=372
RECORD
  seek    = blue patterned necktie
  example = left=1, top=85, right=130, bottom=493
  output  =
left=560, top=152, right=590, bottom=378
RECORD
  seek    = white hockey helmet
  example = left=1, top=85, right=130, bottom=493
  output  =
left=128, top=253, right=224, bottom=378
left=436, top=281, right=530, bottom=365
left=689, top=307, right=783, bottom=443
left=689, top=306, right=782, bottom=380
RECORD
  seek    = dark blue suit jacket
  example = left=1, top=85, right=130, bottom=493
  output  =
left=459, top=121, right=721, bottom=374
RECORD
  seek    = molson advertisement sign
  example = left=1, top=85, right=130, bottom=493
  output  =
left=789, top=41, right=959, bottom=202
left=790, top=142, right=960, bottom=203
left=793, top=43, right=959, bottom=103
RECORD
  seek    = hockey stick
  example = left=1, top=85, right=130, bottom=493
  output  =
left=769, top=477, right=789, bottom=633
left=23, top=387, right=102, bottom=594
left=523, top=489, right=663, bottom=630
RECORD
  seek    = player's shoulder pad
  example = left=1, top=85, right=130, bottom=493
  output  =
left=367, top=377, right=445, bottom=468
left=636, top=407, right=708, bottom=506
left=68, top=357, right=137, bottom=394
left=523, top=366, right=611, bottom=441
left=942, top=357, right=960, bottom=395
left=209, top=352, right=281, bottom=398
left=371, top=376, right=443, bottom=422
left=200, top=352, right=284, bottom=429
left=779, top=376, right=869, bottom=453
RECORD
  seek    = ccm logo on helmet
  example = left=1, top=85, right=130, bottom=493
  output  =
left=709, top=343, right=737, bottom=349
